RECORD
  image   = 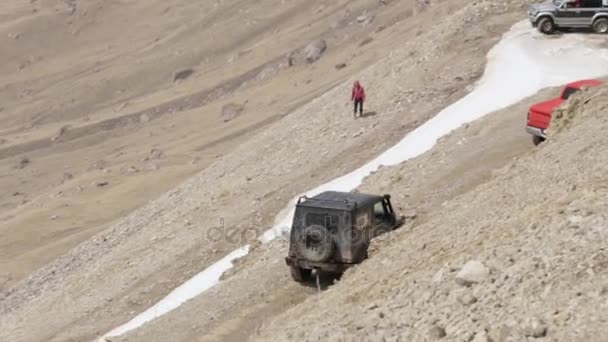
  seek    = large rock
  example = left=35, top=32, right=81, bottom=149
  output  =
left=304, top=39, right=327, bottom=63
left=17, top=157, right=30, bottom=169
left=173, top=68, right=194, bottom=82
left=52, top=125, right=71, bottom=142
left=455, top=260, right=489, bottom=286
left=428, top=325, right=446, bottom=339
left=471, top=331, right=490, bottom=342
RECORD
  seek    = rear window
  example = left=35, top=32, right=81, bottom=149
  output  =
left=306, top=212, right=339, bottom=230
left=562, top=87, right=580, bottom=100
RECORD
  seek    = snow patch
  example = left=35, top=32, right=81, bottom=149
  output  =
left=260, top=20, right=608, bottom=242
left=97, top=245, right=250, bottom=340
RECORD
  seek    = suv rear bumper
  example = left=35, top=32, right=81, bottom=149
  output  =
left=285, top=256, right=354, bottom=273
left=526, top=125, right=546, bottom=139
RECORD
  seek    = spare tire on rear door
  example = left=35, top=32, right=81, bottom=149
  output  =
left=296, top=224, right=335, bottom=263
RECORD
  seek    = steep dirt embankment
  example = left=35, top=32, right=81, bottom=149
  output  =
left=256, top=85, right=608, bottom=341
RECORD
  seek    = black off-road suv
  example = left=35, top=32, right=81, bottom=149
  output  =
left=285, top=191, right=404, bottom=282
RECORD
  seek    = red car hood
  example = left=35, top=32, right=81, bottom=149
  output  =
left=530, top=97, right=563, bottom=115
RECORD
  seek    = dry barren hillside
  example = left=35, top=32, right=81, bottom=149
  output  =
left=5, top=0, right=607, bottom=342
left=0, top=0, right=423, bottom=288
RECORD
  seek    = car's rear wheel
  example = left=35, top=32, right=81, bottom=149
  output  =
left=593, top=18, right=608, bottom=34
left=537, top=17, right=554, bottom=34
left=532, top=135, right=545, bottom=146
left=296, top=225, right=335, bottom=263
left=290, top=265, right=311, bottom=282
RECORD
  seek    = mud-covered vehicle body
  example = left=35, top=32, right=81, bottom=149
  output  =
left=529, top=0, right=608, bottom=34
left=285, top=191, right=404, bottom=282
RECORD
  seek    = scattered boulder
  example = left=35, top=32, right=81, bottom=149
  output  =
left=144, top=148, right=164, bottom=161
left=335, top=63, right=347, bottom=70
left=402, top=209, right=418, bottom=220
left=428, top=325, right=446, bottom=339
left=145, top=163, right=160, bottom=171
left=357, top=15, right=367, bottom=23
left=173, top=68, right=195, bottom=82
left=114, top=102, right=129, bottom=113
left=127, top=166, right=139, bottom=173
left=222, top=102, right=246, bottom=122
left=17, top=157, right=30, bottom=169
left=488, top=325, right=512, bottom=342
left=139, top=113, right=150, bottom=124
left=456, top=290, right=478, bottom=306
left=287, top=55, right=296, bottom=67
left=471, top=331, right=490, bottom=342
left=63, top=0, right=77, bottom=15
left=521, top=317, right=548, bottom=338
left=352, top=129, right=364, bottom=138
left=90, top=160, right=108, bottom=171
left=95, top=181, right=109, bottom=187
left=455, top=260, right=489, bottom=287
left=304, top=39, right=327, bottom=63
left=359, top=37, right=374, bottom=47
left=52, top=125, right=71, bottom=142
left=226, top=54, right=237, bottom=64
left=63, top=172, right=74, bottom=182
left=432, top=268, right=445, bottom=283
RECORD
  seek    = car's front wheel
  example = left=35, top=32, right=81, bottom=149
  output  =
left=537, top=17, right=554, bottom=34
left=289, top=265, right=311, bottom=282
left=593, top=18, right=608, bottom=34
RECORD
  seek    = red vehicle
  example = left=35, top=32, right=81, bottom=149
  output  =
left=526, top=79, right=603, bottom=145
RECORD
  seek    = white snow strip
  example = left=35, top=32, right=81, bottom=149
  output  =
left=260, top=20, right=608, bottom=242
left=99, top=19, right=608, bottom=340
left=97, top=245, right=250, bottom=341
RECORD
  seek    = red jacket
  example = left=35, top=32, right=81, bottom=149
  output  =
left=352, top=82, right=366, bottom=101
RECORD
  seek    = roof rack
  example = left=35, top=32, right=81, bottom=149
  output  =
left=297, top=194, right=357, bottom=207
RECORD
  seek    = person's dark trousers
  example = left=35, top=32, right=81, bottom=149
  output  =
left=354, top=99, right=363, bottom=117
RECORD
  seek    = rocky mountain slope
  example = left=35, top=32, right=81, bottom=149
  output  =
left=5, top=0, right=608, bottom=341
left=112, top=76, right=549, bottom=342
left=255, top=84, right=608, bottom=341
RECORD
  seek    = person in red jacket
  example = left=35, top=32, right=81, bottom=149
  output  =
left=352, top=80, right=366, bottom=118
